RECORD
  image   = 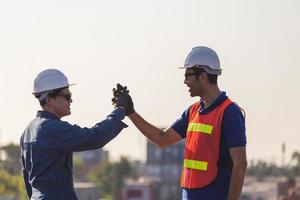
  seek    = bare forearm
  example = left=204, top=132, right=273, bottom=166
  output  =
left=128, top=112, right=169, bottom=147
left=227, top=162, right=247, bottom=200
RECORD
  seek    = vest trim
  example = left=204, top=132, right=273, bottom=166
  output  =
left=184, top=159, right=208, bottom=171
left=187, top=123, right=213, bottom=134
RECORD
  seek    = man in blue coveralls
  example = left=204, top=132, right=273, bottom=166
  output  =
left=112, top=46, right=247, bottom=200
left=20, top=69, right=129, bottom=200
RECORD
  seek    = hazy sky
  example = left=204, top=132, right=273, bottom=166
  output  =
left=0, top=0, right=299, bottom=163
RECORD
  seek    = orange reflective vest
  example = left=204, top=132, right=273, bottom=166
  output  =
left=181, top=98, right=232, bottom=189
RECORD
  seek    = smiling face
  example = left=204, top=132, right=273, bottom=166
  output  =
left=46, top=88, right=73, bottom=118
left=184, top=68, right=206, bottom=97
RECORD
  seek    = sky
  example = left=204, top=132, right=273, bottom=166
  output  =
left=0, top=0, right=299, bottom=163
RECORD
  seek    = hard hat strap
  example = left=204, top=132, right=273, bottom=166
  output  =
left=36, top=92, right=50, bottom=101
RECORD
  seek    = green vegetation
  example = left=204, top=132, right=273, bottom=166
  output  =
left=246, top=152, right=300, bottom=180
left=0, top=143, right=27, bottom=200
left=0, top=143, right=133, bottom=200
left=1, top=142, right=300, bottom=199
left=88, top=156, right=132, bottom=200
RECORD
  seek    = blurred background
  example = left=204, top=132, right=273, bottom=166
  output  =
left=1, top=0, right=300, bottom=199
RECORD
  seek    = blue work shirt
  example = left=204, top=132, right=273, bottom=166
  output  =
left=171, top=92, right=246, bottom=200
left=20, top=107, right=127, bottom=200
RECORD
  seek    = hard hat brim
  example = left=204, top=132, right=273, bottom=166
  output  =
left=178, top=65, right=222, bottom=75
left=32, top=83, right=76, bottom=94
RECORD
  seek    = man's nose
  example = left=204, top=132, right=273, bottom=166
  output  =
left=184, top=78, right=188, bottom=84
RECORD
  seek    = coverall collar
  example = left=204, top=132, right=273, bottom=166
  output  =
left=37, top=110, right=60, bottom=119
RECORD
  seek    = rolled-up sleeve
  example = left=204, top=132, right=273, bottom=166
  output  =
left=44, top=107, right=128, bottom=152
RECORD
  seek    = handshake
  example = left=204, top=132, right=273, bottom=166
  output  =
left=112, top=83, right=135, bottom=116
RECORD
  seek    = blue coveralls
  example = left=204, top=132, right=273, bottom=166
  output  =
left=20, top=107, right=127, bottom=200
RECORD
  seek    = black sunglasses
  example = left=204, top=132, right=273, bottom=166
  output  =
left=184, top=72, right=199, bottom=79
left=56, top=94, right=72, bottom=101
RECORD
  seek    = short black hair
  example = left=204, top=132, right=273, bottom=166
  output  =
left=192, top=67, right=218, bottom=84
left=35, top=87, right=68, bottom=106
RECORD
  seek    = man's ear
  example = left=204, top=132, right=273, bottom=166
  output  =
left=199, top=72, right=208, bottom=82
left=45, top=96, right=54, bottom=106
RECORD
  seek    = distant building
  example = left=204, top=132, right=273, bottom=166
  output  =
left=240, top=176, right=300, bottom=200
left=74, top=149, right=109, bottom=181
left=74, top=182, right=100, bottom=200
left=76, top=149, right=108, bottom=164
left=123, top=178, right=157, bottom=200
left=124, top=138, right=185, bottom=200
left=145, top=139, right=185, bottom=200
left=277, top=178, right=300, bottom=200
left=131, top=160, right=147, bottom=178
left=278, top=179, right=296, bottom=197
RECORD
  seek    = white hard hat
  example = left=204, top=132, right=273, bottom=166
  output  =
left=179, top=46, right=222, bottom=75
left=33, top=69, right=75, bottom=94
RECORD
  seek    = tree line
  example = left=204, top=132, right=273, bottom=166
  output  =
left=246, top=152, right=300, bottom=180
left=1, top=143, right=300, bottom=199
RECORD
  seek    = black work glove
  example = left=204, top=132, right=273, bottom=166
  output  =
left=112, top=83, right=135, bottom=116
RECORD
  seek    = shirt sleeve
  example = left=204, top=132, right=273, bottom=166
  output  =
left=222, top=103, right=247, bottom=148
left=44, top=107, right=128, bottom=152
left=20, top=137, right=32, bottom=198
left=171, top=108, right=189, bottom=138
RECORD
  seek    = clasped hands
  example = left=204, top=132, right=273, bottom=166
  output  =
left=112, top=83, right=135, bottom=116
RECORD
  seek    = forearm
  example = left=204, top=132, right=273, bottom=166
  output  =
left=53, top=107, right=128, bottom=152
left=95, top=107, right=128, bottom=141
left=227, top=162, right=247, bottom=200
left=128, top=112, right=169, bottom=147
left=75, top=107, right=128, bottom=150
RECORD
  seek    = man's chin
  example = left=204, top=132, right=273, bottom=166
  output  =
left=189, top=92, right=196, bottom=97
left=64, top=111, right=71, bottom=116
